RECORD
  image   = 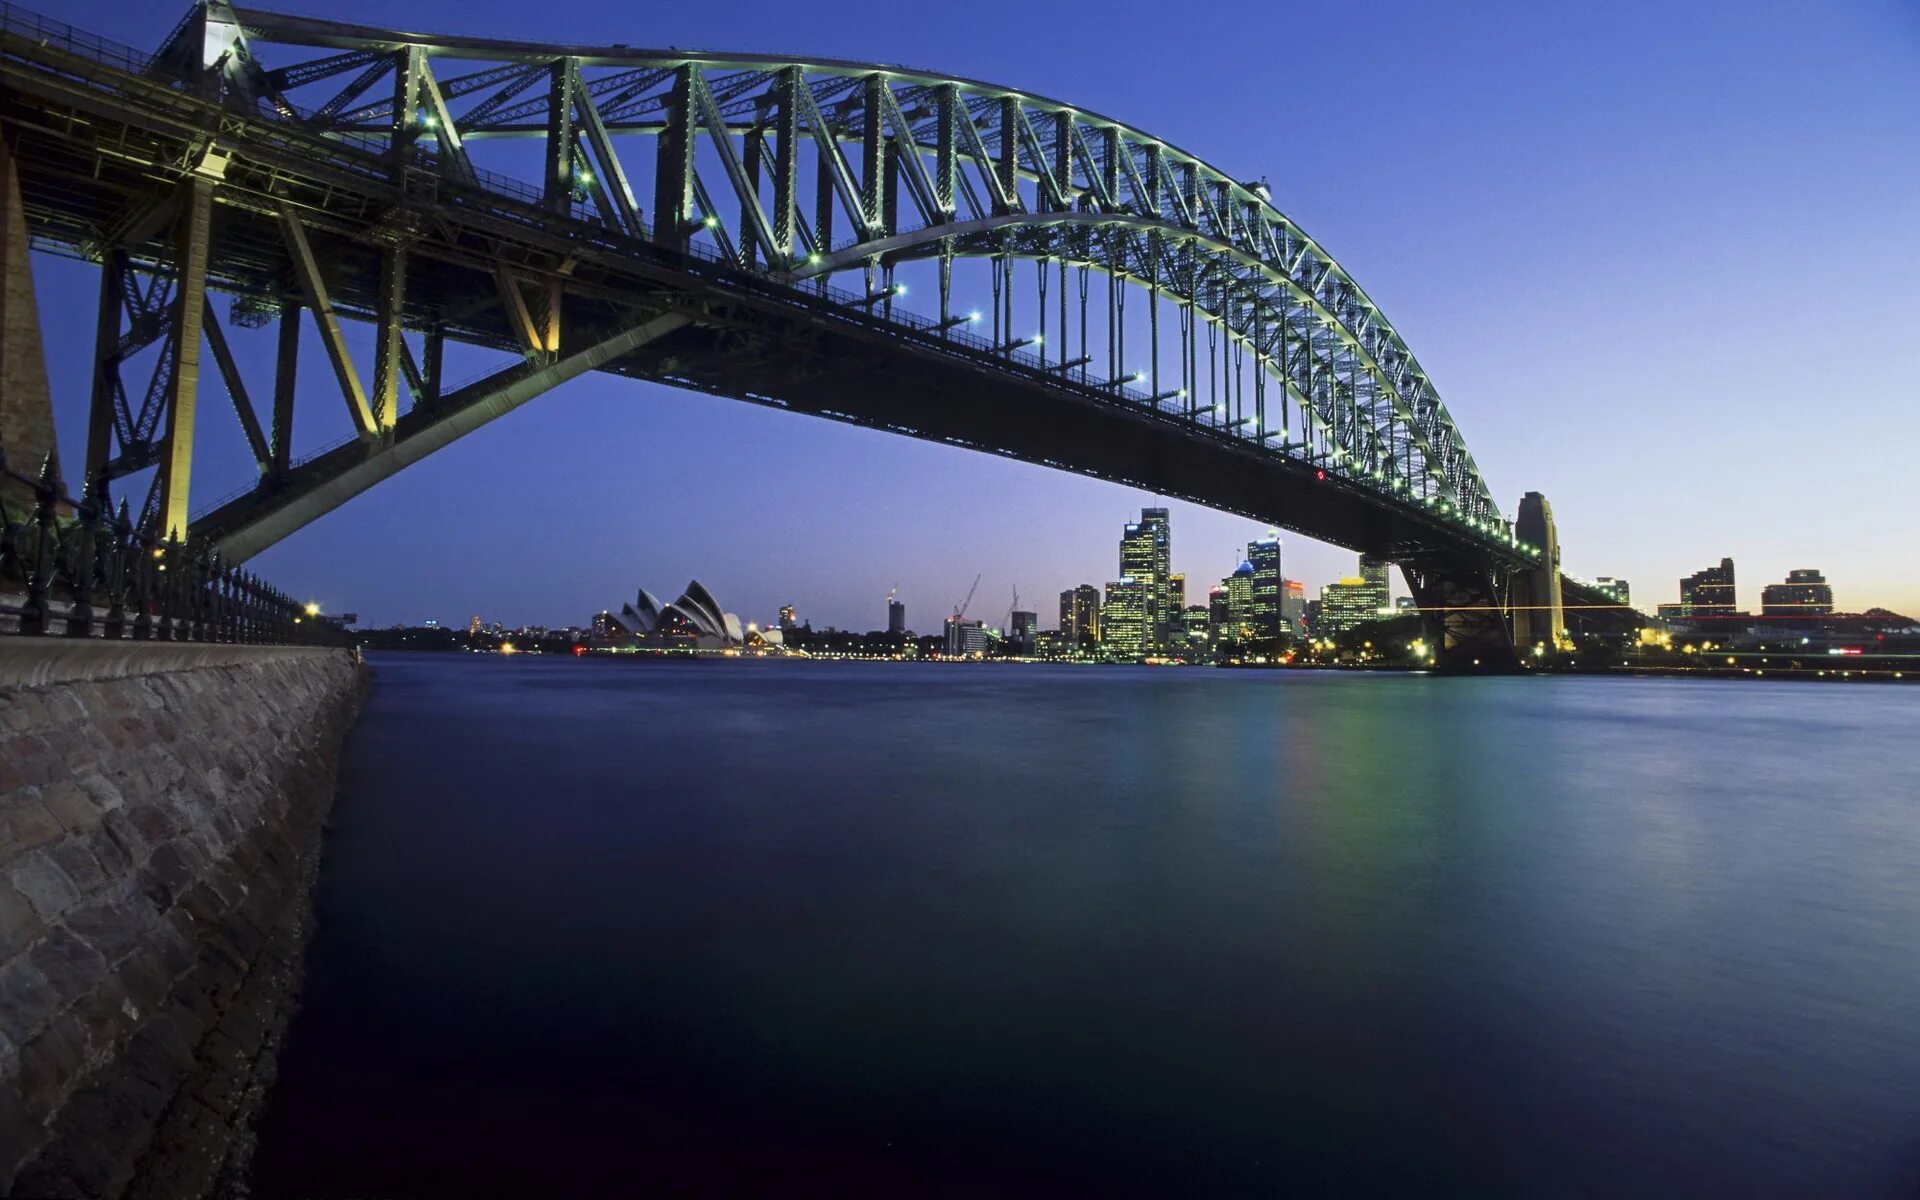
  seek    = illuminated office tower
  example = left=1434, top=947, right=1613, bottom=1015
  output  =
left=1119, top=508, right=1172, bottom=652
left=1246, top=532, right=1283, bottom=642
left=1357, top=554, right=1392, bottom=618
left=1280, top=579, right=1306, bottom=633
left=1227, top=560, right=1254, bottom=641
left=1761, top=569, right=1832, bottom=617
left=1059, top=584, right=1100, bottom=645
left=1101, top=578, right=1146, bottom=659
left=1679, top=559, right=1736, bottom=619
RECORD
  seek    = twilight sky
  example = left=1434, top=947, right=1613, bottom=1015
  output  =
left=40, top=0, right=1920, bottom=631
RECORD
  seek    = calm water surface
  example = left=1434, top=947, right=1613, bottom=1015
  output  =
left=252, top=655, right=1920, bottom=1196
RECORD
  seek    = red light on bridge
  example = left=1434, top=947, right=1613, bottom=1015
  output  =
left=1315, top=469, right=1326, bottom=481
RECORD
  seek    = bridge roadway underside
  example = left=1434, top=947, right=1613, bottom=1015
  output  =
left=2, top=38, right=1554, bottom=666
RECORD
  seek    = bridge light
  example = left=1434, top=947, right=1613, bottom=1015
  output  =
left=578, top=169, right=593, bottom=186
left=1315, top=469, right=1326, bottom=481
left=421, top=113, right=438, bottom=128
left=892, top=283, right=907, bottom=295
left=968, top=310, right=982, bottom=323
left=1175, top=388, right=1187, bottom=399
left=304, top=602, right=321, bottom=617
left=808, top=252, right=821, bottom=264
left=702, top=214, right=718, bottom=228
left=1032, top=333, right=1044, bottom=345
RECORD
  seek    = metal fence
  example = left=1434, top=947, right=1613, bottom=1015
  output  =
left=0, top=454, right=344, bottom=646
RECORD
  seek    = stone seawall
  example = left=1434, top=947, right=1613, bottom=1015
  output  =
left=0, top=644, right=365, bottom=1198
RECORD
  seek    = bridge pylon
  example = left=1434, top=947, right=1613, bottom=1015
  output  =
left=1510, top=491, right=1564, bottom=657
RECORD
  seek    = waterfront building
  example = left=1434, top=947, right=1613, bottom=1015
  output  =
left=945, top=617, right=991, bottom=657
left=888, top=598, right=906, bottom=634
left=1247, top=532, right=1283, bottom=642
left=1060, top=584, right=1101, bottom=645
left=1318, top=578, right=1380, bottom=636
left=1762, top=569, right=1834, bottom=617
left=1679, top=559, right=1737, bottom=618
left=1180, top=605, right=1209, bottom=656
left=778, top=604, right=798, bottom=632
left=1168, top=573, right=1186, bottom=620
left=603, top=582, right=746, bottom=649
left=1303, top=598, right=1323, bottom=634
left=1101, top=578, right=1147, bottom=659
left=468, top=614, right=482, bottom=635
left=1010, top=610, right=1038, bottom=655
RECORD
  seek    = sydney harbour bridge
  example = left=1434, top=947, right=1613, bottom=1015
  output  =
left=0, top=1, right=1635, bottom=667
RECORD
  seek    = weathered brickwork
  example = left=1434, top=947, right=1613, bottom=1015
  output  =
left=0, top=647, right=364, bottom=1198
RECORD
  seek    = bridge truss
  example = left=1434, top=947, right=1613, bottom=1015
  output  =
left=0, top=1, right=1624, bottom=663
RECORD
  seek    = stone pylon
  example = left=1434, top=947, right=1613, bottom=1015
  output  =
left=0, top=132, right=59, bottom=505
left=1511, top=492, right=1564, bottom=652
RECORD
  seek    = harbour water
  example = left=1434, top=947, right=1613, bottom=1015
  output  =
left=251, top=655, right=1920, bottom=1195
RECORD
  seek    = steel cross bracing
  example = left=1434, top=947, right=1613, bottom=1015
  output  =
left=0, top=0, right=1544, bottom=580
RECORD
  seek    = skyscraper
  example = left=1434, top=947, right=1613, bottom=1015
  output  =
left=1679, top=559, right=1736, bottom=618
left=1119, top=508, right=1172, bottom=653
left=1009, top=610, right=1038, bottom=654
left=1227, top=560, right=1254, bottom=640
left=1357, top=554, right=1392, bottom=619
left=1280, top=579, right=1306, bottom=633
left=1207, top=583, right=1231, bottom=650
left=1059, top=584, right=1100, bottom=645
left=1761, top=569, right=1833, bottom=617
left=1101, top=578, right=1146, bottom=658
left=1168, top=573, right=1186, bottom=619
left=778, top=604, right=798, bottom=632
left=887, top=597, right=906, bottom=634
left=1246, top=532, right=1283, bottom=642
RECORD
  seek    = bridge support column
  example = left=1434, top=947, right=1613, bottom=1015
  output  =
left=1402, top=556, right=1521, bottom=672
left=159, top=176, right=213, bottom=538
left=0, top=132, right=58, bottom=504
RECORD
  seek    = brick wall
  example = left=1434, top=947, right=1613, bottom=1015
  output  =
left=0, top=645, right=365, bottom=1198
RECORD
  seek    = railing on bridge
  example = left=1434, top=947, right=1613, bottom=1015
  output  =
left=0, top=454, right=344, bottom=646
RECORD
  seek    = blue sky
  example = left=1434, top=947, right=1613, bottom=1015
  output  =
left=40, top=0, right=1920, bottom=630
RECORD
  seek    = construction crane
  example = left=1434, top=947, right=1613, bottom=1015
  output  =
left=1006, top=584, right=1020, bottom=629
left=952, top=573, right=981, bottom=622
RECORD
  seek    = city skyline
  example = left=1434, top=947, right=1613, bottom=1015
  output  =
left=32, top=0, right=1920, bottom=630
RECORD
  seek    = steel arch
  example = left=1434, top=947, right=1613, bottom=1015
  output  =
left=196, top=4, right=1510, bottom=535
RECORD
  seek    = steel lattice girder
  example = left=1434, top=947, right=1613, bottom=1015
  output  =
left=214, top=5, right=1510, bottom=533
left=0, top=0, right=1548, bottom=580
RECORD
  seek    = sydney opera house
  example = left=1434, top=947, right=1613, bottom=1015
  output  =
left=596, top=581, right=746, bottom=650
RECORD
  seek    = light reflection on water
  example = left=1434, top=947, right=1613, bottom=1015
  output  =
left=252, top=656, right=1920, bottom=1196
